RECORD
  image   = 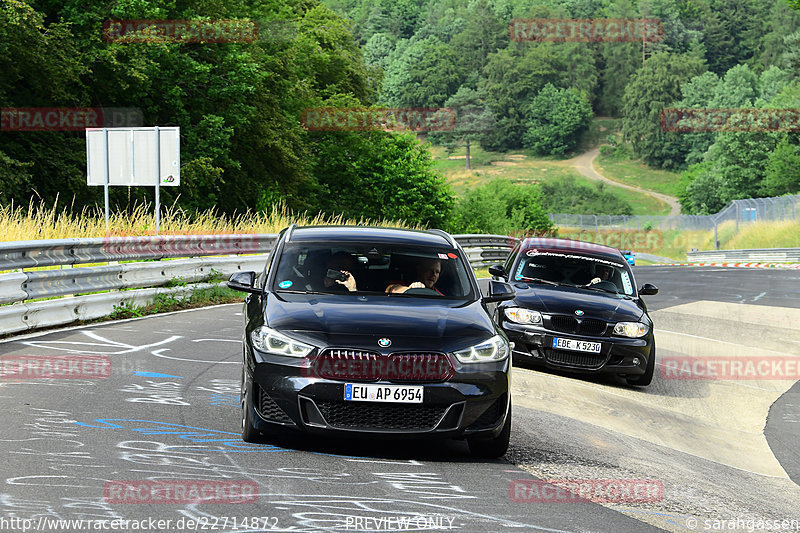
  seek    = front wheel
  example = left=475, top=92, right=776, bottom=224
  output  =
left=467, top=403, right=511, bottom=458
left=241, top=380, right=261, bottom=442
left=626, top=342, right=655, bottom=387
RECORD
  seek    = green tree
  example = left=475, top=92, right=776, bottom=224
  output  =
left=523, top=84, right=593, bottom=156
left=382, top=36, right=464, bottom=107
left=677, top=161, right=727, bottom=214
left=539, top=177, right=634, bottom=215
left=672, top=71, right=720, bottom=166
left=362, top=32, right=396, bottom=71
left=762, top=136, right=800, bottom=195
left=479, top=45, right=561, bottom=151
left=309, top=131, right=454, bottom=227
left=597, top=0, right=640, bottom=117
left=436, top=86, right=495, bottom=170
left=450, top=179, right=553, bottom=235
left=449, top=0, right=508, bottom=76
left=621, top=52, right=706, bottom=168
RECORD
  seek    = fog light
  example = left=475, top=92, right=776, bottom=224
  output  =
left=632, top=357, right=641, bottom=366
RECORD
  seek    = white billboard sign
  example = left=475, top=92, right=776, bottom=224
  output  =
left=86, top=127, right=180, bottom=186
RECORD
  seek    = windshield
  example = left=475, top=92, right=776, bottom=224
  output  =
left=514, top=252, right=633, bottom=296
left=272, top=242, right=475, bottom=299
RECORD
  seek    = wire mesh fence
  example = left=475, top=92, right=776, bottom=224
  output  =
left=548, top=194, right=800, bottom=231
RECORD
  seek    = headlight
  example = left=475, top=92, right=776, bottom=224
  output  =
left=453, top=335, right=509, bottom=364
left=250, top=326, right=314, bottom=357
left=613, top=322, right=649, bottom=338
left=505, top=307, right=543, bottom=325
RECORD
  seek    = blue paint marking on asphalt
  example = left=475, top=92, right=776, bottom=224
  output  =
left=73, top=418, right=293, bottom=452
left=134, top=371, right=184, bottom=378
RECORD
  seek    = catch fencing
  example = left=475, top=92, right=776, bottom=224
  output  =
left=549, top=194, right=800, bottom=233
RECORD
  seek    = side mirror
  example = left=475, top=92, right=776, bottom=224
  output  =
left=488, top=264, right=506, bottom=279
left=482, top=280, right=516, bottom=303
left=227, top=271, right=260, bottom=294
left=638, top=283, right=658, bottom=296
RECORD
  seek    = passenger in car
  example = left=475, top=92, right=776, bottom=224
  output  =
left=385, top=258, right=443, bottom=295
left=323, top=252, right=358, bottom=292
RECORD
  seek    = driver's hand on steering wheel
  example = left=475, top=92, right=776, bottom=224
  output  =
left=409, top=281, right=425, bottom=289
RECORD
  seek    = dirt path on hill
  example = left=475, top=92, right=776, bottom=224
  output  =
left=566, top=147, right=682, bottom=216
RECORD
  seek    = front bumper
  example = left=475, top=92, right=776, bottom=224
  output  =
left=503, top=321, right=652, bottom=377
left=244, top=349, right=510, bottom=439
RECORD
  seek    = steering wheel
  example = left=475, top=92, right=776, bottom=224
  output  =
left=403, top=287, right=441, bottom=296
left=591, top=280, right=618, bottom=292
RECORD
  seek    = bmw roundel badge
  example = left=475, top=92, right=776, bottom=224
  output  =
left=378, top=338, right=392, bottom=348
left=574, top=310, right=585, bottom=316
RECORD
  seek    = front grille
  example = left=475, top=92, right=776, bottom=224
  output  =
left=315, top=401, right=447, bottom=431
left=545, top=349, right=605, bottom=369
left=467, top=395, right=507, bottom=431
left=257, top=385, right=293, bottom=424
left=579, top=319, right=607, bottom=335
left=312, top=349, right=454, bottom=382
left=551, top=315, right=578, bottom=333
left=549, top=315, right=607, bottom=336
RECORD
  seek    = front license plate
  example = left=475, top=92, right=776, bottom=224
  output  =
left=344, top=383, right=423, bottom=403
left=552, top=337, right=602, bottom=353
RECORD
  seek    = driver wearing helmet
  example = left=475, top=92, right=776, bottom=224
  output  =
left=587, top=264, right=614, bottom=286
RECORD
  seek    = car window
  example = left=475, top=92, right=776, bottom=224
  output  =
left=271, top=242, right=475, bottom=299
left=515, top=251, right=632, bottom=296
left=503, top=241, right=521, bottom=277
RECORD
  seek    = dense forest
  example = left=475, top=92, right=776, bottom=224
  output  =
left=1, top=0, right=799, bottom=232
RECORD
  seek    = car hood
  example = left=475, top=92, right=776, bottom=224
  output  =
left=264, top=292, right=496, bottom=352
left=510, top=284, right=644, bottom=322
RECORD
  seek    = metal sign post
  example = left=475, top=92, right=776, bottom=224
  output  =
left=103, top=128, right=110, bottom=230
left=155, top=126, right=161, bottom=234
left=86, top=127, right=180, bottom=235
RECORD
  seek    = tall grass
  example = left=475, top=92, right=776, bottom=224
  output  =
left=0, top=199, right=417, bottom=241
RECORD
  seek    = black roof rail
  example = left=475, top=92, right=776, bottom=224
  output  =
left=428, top=228, right=457, bottom=248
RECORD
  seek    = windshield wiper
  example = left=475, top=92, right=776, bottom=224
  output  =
left=517, top=276, right=560, bottom=286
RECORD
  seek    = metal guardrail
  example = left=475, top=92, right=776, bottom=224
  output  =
left=686, top=248, right=800, bottom=263
left=0, top=234, right=277, bottom=271
left=453, top=234, right=518, bottom=268
left=0, top=233, right=518, bottom=336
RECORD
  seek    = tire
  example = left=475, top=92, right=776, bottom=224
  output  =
left=241, top=377, right=261, bottom=443
left=626, top=342, right=655, bottom=387
left=467, top=403, right=511, bottom=458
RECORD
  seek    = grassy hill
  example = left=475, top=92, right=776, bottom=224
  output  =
left=430, top=142, right=675, bottom=216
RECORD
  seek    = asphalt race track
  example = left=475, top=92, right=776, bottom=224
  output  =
left=0, top=266, right=798, bottom=533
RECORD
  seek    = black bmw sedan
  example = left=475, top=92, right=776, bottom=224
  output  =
left=488, top=237, right=659, bottom=386
left=227, top=225, right=516, bottom=457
